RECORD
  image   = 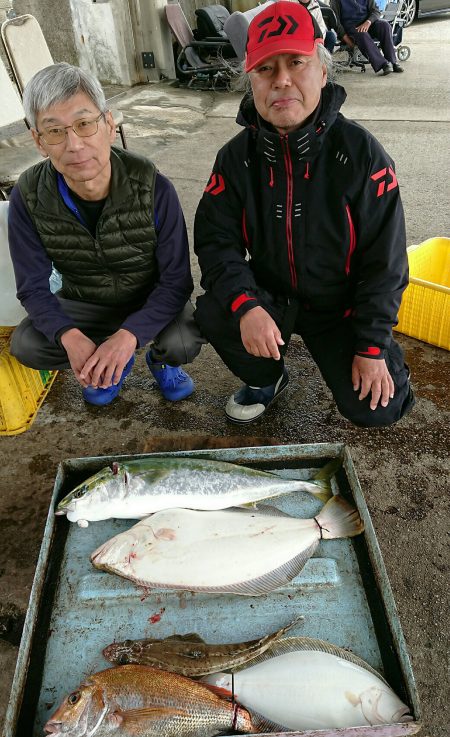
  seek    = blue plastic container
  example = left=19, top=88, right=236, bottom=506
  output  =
left=4, top=443, right=421, bottom=736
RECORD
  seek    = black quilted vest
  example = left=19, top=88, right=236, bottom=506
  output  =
left=18, top=147, right=158, bottom=306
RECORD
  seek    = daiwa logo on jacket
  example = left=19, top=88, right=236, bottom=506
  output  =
left=204, top=172, right=225, bottom=196
left=370, top=166, right=398, bottom=197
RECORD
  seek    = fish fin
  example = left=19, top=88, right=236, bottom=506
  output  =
left=302, top=458, right=343, bottom=503
left=345, top=690, right=361, bottom=706
left=165, top=633, right=206, bottom=643
left=231, top=504, right=293, bottom=518
left=246, top=707, right=290, bottom=733
left=306, top=480, right=333, bottom=504
left=201, top=682, right=233, bottom=699
left=316, top=494, right=364, bottom=539
left=119, top=706, right=186, bottom=724
left=230, top=636, right=390, bottom=684
left=108, top=712, right=124, bottom=728
left=204, top=542, right=318, bottom=597
left=268, top=614, right=304, bottom=639
left=313, top=457, right=342, bottom=482
left=249, top=504, right=294, bottom=518
left=250, top=615, right=304, bottom=649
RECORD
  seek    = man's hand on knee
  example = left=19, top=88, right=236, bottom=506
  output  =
left=355, top=20, right=371, bottom=33
left=240, top=307, right=284, bottom=360
left=80, top=329, right=137, bottom=389
left=60, top=328, right=97, bottom=387
left=352, top=355, right=395, bottom=411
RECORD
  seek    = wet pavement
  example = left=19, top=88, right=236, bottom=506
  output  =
left=0, top=16, right=449, bottom=737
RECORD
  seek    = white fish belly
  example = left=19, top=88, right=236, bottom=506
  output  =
left=207, top=652, right=403, bottom=729
left=98, top=509, right=317, bottom=589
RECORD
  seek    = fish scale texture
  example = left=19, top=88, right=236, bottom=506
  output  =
left=46, top=665, right=255, bottom=737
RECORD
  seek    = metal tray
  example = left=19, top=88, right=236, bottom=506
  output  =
left=5, top=443, right=421, bottom=736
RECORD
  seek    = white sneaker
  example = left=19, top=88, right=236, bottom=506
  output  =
left=225, top=369, right=289, bottom=424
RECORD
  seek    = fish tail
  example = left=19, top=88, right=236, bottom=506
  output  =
left=245, top=706, right=290, bottom=733
left=306, top=458, right=343, bottom=503
left=306, top=480, right=332, bottom=504
left=315, top=494, right=364, bottom=540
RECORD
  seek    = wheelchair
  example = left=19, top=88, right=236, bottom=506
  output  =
left=319, top=1, right=411, bottom=73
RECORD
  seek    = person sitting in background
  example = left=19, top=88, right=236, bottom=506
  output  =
left=298, top=0, right=338, bottom=53
left=8, top=63, right=204, bottom=406
left=330, top=0, right=403, bottom=74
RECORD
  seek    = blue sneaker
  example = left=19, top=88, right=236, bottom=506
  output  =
left=225, top=368, right=289, bottom=423
left=82, top=355, right=135, bottom=406
left=146, top=351, right=194, bottom=401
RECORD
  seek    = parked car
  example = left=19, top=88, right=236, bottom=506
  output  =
left=399, top=0, right=450, bottom=26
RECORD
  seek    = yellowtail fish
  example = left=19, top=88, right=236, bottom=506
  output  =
left=43, top=664, right=281, bottom=737
left=91, top=494, right=364, bottom=596
left=201, top=637, right=413, bottom=729
left=56, top=456, right=340, bottom=527
left=102, top=617, right=303, bottom=676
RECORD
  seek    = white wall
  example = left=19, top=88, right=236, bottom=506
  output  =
left=69, top=0, right=138, bottom=85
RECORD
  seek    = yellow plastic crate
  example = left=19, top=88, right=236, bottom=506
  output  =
left=0, top=327, right=58, bottom=436
left=395, top=237, right=450, bottom=350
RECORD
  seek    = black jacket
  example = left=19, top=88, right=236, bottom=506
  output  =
left=194, top=83, right=407, bottom=357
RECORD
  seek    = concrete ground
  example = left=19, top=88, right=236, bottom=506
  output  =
left=0, top=15, right=449, bottom=737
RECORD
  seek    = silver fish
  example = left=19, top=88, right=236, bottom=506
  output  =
left=56, top=456, right=340, bottom=527
left=91, top=494, right=364, bottom=596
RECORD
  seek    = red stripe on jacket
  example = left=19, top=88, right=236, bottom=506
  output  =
left=231, top=294, right=256, bottom=313
left=282, top=138, right=297, bottom=289
left=242, top=209, right=250, bottom=250
left=345, top=204, right=356, bottom=276
left=358, top=346, right=381, bottom=356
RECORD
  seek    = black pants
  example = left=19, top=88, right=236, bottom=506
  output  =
left=10, top=299, right=205, bottom=370
left=195, top=292, right=414, bottom=428
left=346, top=20, right=397, bottom=73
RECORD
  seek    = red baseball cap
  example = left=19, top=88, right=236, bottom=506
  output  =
left=245, top=1, right=324, bottom=72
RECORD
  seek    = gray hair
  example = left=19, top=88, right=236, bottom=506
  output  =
left=23, top=62, right=108, bottom=129
left=230, top=43, right=335, bottom=93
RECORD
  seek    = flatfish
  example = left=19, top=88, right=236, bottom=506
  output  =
left=202, top=637, right=413, bottom=729
left=91, top=494, right=364, bottom=596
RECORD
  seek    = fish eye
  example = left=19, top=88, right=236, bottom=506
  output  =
left=74, top=488, right=86, bottom=499
left=187, top=649, right=203, bottom=659
left=68, top=691, right=81, bottom=705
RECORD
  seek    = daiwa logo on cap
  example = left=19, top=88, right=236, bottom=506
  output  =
left=256, top=12, right=299, bottom=44
left=245, top=1, right=324, bottom=72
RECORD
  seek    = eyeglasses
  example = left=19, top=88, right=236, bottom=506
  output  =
left=37, top=112, right=105, bottom=145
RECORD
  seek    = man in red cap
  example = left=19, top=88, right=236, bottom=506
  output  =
left=194, top=1, right=414, bottom=427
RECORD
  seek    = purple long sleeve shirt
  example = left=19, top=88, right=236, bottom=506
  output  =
left=8, top=172, right=193, bottom=347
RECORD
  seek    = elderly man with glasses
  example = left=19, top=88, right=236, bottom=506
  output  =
left=8, top=63, right=203, bottom=406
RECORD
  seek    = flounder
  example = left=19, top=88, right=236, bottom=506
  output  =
left=91, top=494, right=364, bottom=596
left=201, top=637, right=413, bottom=729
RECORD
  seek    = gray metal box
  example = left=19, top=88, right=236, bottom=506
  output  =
left=4, top=443, right=421, bottom=736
